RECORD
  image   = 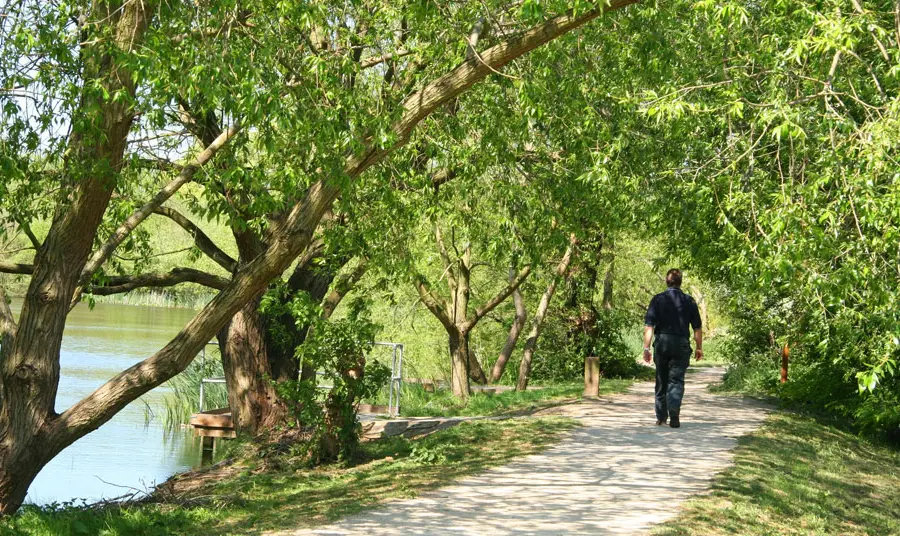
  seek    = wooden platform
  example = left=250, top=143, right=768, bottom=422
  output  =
left=189, top=407, right=236, bottom=438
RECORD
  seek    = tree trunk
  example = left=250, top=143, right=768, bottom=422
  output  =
left=490, top=271, right=527, bottom=383
left=0, top=1, right=153, bottom=514
left=517, top=241, right=576, bottom=391
left=449, top=331, right=472, bottom=399
left=466, top=346, right=488, bottom=384
left=602, top=256, right=614, bottom=310
left=217, top=295, right=285, bottom=434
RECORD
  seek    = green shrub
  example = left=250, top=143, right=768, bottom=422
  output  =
left=276, top=301, right=391, bottom=462
left=531, top=308, right=641, bottom=382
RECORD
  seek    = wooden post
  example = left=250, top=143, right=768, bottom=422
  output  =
left=780, top=344, right=790, bottom=384
left=584, top=356, right=600, bottom=397
left=201, top=436, right=215, bottom=466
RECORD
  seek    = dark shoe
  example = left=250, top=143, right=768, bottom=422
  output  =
left=669, top=412, right=680, bottom=428
left=656, top=419, right=666, bottom=426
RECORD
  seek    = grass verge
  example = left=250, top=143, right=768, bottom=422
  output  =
left=2, top=417, right=578, bottom=536
left=651, top=411, right=900, bottom=536
left=395, top=377, right=642, bottom=418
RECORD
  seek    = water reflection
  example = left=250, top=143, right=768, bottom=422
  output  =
left=10, top=301, right=205, bottom=505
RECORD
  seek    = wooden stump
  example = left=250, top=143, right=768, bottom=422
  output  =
left=584, top=356, right=600, bottom=397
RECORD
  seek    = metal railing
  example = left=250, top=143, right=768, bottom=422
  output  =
left=197, top=341, right=404, bottom=417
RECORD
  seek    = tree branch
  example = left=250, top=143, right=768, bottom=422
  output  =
left=414, top=274, right=454, bottom=332
left=435, top=224, right=458, bottom=292
left=360, top=49, right=412, bottom=69
left=468, top=265, right=532, bottom=329
left=153, top=206, right=237, bottom=272
left=79, top=123, right=241, bottom=289
left=321, top=258, right=368, bottom=319
left=87, top=268, right=229, bottom=296
left=0, top=261, right=34, bottom=275
left=17, top=221, right=41, bottom=250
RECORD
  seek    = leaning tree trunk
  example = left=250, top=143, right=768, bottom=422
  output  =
left=0, top=0, right=152, bottom=514
left=490, top=274, right=527, bottom=383
left=517, top=241, right=576, bottom=391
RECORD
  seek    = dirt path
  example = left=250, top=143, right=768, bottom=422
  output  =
left=278, top=368, right=772, bottom=535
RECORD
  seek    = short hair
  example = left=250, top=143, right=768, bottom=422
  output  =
left=665, top=269, right=683, bottom=288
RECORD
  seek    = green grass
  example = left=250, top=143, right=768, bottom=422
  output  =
left=651, top=412, right=900, bottom=536
left=1, top=418, right=578, bottom=536
left=389, top=377, right=639, bottom=418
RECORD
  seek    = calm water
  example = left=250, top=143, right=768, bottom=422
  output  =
left=9, top=301, right=204, bottom=505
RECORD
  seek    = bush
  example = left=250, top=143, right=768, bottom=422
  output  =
left=531, top=308, right=642, bottom=382
left=277, top=302, right=391, bottom=463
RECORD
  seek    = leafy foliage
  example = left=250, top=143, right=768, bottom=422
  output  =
left=274, top=300, right=390, bottom=462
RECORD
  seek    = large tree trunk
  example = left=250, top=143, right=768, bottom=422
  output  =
left=449, top=331, right=472, bottom=399
left=490, top=270, right=527, bottom=383
left=217, top=295, right=286, bottom=434
left=517, top=241, right=576, bottom=391
left=0, top=1, right=152, bottom=514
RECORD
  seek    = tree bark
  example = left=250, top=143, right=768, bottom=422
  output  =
left=517, top=239, right=576, bottom=391
left=216, top=295, right=285, bottom=434
left=490, top=269, right=528, bottom=383
left=0, top=0, right=153, bottom=514
left=602, top=255, right=614, bottom=310
left=448, top=330, right=472, bottom=398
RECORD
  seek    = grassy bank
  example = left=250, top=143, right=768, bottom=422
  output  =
left=1, top=418, right=577, bottom=536
left=651, top=411, right=900, bottom=536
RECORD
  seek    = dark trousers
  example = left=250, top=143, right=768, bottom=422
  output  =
left=653, top=334, right=692, bottom=422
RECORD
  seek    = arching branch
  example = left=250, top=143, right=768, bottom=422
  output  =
left=87, top=268, right=229, bottom=296
left=79, top=123, right=241, bottom=287
left=153, top=206, right=237, bottom=272
left=321, top=258, right=368, bottom=320
left=467, top=265, right=532, bottom=329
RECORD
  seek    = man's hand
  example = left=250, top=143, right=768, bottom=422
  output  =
left=643, top=348, right=652, bottom=363
left=695, top=348, right=704, bottom=361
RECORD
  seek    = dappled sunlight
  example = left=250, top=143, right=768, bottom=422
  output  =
left=279, top=369, right=771, bottom=535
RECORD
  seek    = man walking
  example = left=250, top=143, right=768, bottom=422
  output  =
left=642, top=269, right=703, bottom=428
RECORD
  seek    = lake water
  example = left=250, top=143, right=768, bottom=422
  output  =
left=9, top=301, right=205, bottom=506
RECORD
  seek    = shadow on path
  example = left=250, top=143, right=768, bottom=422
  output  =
left=276, top=368, right=772, bottom=536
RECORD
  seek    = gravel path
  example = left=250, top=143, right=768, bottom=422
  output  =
left=278, top=367, right=772, bottom=535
